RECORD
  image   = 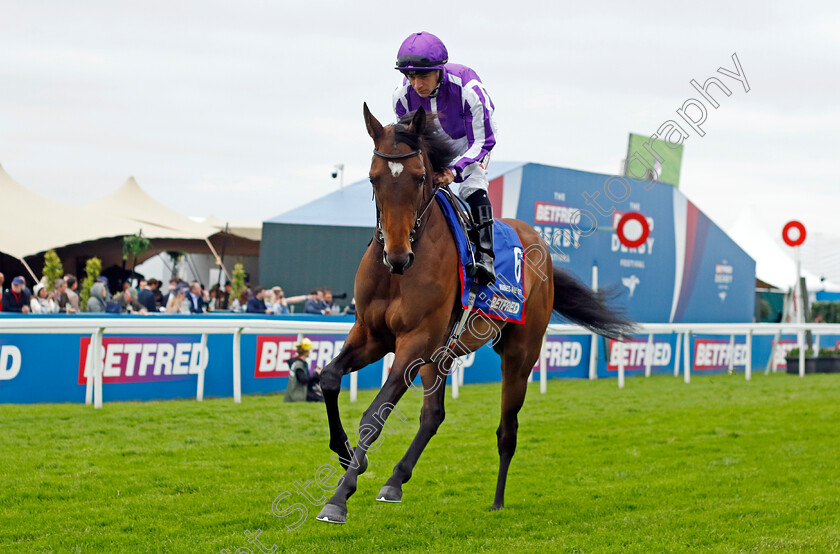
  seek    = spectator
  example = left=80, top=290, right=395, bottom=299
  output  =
left=304, top=289, right=327, bottom=314
left=87, top=282, right=108, bottom=313
left=163, top=278, right=180, bottom=306
left=64, top=275, right=80, bottom=312
left=2, top=277, right=31, bottom=313
left=148, top=279, right=164, bottom=310
left=246, top=287, right=272, bottom=314
left=137, top=280, right=157, bottom=313
left=208, top=284, right=220, bottom=311
left=165, top=284, right=191, bottom=314
left=217, top=282, right=232, bottom=310
left=114, top=287, right=148, bottom=314
left=231, top=290, right=249, bottom=312
left=284, top=338, right=324, bottom=402
left=322, top=288, right=340, bottom=315
left=188, top=281, right=207, bottom=313
left=96, top=276, right=111, bottom=300
left=271, top=286, right=290, bottom=315
left=343, top=297, right=356, bottom=316
left=30, top=282, right=59, bottom=314
left=54, top=279, right=73, bottom=313
left=263, top=288, right=275, bottom=311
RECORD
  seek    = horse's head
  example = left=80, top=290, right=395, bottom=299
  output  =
left=364, top=103, right=434, bottom=275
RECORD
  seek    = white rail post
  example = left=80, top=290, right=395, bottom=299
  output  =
left=589, top=264, right=599, bottom=380
left=727, top=334, right=735, bottom=375
left=617, top=341, right=625, bottom=389
left=745, top=330, right=752, bottom=381
left=458, top=360, right=465, bottom=387
left=85, top=330, right=96, bottom=406
left=683, top=331, right=691, bottom=384
left=540, top=335, right=547, bottom=394
left=196, top=333, right=207, bottom=402
left=644, top=334, right=653, bottom=378
left=350, top=372, right=358, bottom=402
left=674, top=332, right=682, bottom=377
left=798, top=329, right=805, bottom=378
left=93, top=327, right=104, bottom=409
left=451, top=360, right=460, bottom=399
left=381, top=352, right=394, bottom=387
left=232, top=328, right=242, bottom=404
left=766, top=330, right=781, bottom=375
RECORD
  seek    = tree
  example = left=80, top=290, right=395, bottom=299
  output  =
left=122, top=233, right=151, bottom=272
left=42, top=249, right=64, bottom=292
left=166, top=251, right=186, bottom=281
left=231, top=263, right=246, bottom=301
left=80, top=257, right=102, bottom=312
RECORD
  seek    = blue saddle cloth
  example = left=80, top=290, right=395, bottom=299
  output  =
left=435, top=192, right=526, bottom=324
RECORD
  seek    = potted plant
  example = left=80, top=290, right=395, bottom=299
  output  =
left=786, top=347, right=840, bottom=374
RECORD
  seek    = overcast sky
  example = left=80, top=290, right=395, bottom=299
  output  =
left=2, top=1, right=838, bottom=253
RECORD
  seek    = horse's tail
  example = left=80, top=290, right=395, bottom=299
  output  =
left=552, top=266, right=636, bottom=339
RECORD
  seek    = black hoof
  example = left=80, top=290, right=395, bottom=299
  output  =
left=490, top=503, right=504, bottom=511
left=376, top=484, right=402, bottom=503
left=315, top=503, right=346, bottom=524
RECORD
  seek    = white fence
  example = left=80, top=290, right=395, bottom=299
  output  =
left=2, top=318, right=839, bottom=408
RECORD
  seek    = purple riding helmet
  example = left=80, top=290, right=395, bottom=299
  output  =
left=395, top=32, right=448, bottom=73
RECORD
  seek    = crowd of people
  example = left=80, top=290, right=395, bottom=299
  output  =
left=0, top=271, right=354, bottom=316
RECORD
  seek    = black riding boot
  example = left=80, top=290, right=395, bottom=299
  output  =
left=465, top=190, right=496, bottom=286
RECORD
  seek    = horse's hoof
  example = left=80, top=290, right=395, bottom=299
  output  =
left=376, top=484, right=402, bottom=503
left=490, top=503, right=504, bottom=511
left=315, top=503, right=346, bottom=524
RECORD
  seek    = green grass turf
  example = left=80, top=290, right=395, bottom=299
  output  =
left=2, top=373, right=840, bottom=553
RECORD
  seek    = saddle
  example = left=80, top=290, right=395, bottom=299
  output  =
left=434, top=189, right=526, bottom=325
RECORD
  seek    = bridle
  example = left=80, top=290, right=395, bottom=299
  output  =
left=372, top=147, right=441, bottom=247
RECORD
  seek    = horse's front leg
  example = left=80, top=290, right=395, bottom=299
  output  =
left=316, top=338, right=431, bottom=524
left=377, top=357, right=451, bottom=503
left=320, top=323, right=388, bottom=470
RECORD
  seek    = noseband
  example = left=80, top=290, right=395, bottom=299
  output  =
left=372, top=148, right=440, bottom=248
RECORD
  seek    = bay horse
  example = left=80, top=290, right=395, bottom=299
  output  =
left=316, top=104, right=632, bottom=524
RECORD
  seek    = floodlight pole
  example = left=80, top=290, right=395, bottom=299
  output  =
left=795, top=245, right=805, bottom=377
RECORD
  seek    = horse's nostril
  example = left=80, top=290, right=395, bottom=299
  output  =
left=405, top=252, right=415, bottom=271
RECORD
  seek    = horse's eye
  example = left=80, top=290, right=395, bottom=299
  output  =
left=417, top=175, right=426, bottom=187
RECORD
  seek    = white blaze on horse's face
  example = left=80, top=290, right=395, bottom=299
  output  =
left=388, top=161, right=404, bottom=178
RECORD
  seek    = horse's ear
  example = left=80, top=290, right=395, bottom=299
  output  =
left=410, top=106, right=426, bottom=135
left=363, top=102, right=383, bottom=141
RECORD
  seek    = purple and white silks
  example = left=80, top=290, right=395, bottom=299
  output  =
left=392, top=63, right=497, bottom=193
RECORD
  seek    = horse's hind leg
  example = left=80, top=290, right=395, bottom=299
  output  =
left=491, top=326, right=543, bottom=511
left=377, top=359, right=450, bottom=502
left=320, top=323, right=387, bottom=470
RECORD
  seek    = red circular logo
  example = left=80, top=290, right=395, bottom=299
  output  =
left=616, top=212, right=650, bottom=248
left=782, top=220, right=806, bottom=247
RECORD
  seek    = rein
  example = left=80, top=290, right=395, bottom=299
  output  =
left=372, top=148, right=440, bottom=247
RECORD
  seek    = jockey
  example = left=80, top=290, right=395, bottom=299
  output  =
left=393, top=31, right=498, bottom=286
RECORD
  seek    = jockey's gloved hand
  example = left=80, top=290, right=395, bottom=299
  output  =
left=434, top=168, right=454, bottom=186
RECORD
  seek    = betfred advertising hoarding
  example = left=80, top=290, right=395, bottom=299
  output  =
left=254, top=334, right=345, bottom=378
left=77, top=336, right=208, bottom=385
left=606, top=337, right=673, bottom=373
left=692, top=337, right=747, bottom=370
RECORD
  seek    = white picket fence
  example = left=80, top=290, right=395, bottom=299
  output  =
left=2, top=318, right=839, bottom=408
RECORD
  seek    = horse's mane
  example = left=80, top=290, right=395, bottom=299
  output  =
left=393, top=112, right=459, bottom=173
